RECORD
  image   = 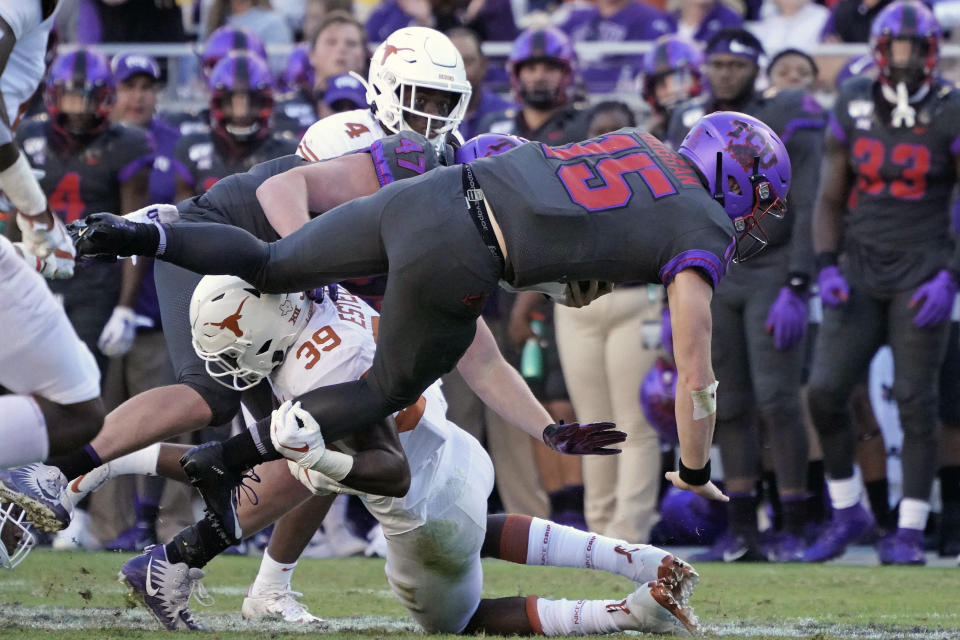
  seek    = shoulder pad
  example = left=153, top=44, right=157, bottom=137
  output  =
left=368, top=130, right=437, bottom=187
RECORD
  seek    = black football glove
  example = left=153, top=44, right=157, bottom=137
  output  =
left=542, top=421, right=626, bottom=455
left=68, top=212, right=160, bottom=258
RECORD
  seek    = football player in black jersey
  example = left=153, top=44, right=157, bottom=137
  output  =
left=173, top=51, right=297, bottom=202
left=17, top=48, right=152, bottom=375
left=73, top=112, right=797, bottom=548
left=805, top=1, right=960, bottom=565
left=667, top=29, right=826, bottom=562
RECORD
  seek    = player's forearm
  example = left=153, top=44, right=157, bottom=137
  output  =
left=667, top=271, right=715, bottom=468
left=457, top=319, right=551, bottom=440
left=812, top=140, right=849, bottom=256
left=785, top=129, right=822, bottom=277
left=257, top=171, right=310, bottom=238
left=339, top=446, right=411, bottom=497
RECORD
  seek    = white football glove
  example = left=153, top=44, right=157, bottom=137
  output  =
left=287, top=460, right=364, bottom=497
left=270, top=400, right=328, bottom=468
left=14, top=240, right=75, bottom=279
left=98, top=306, right=138, bottom=357
left=17, top=211, right=75, bottom=261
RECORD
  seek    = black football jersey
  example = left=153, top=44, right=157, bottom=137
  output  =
left=174, top=130, right=299, bottom=195
left=479, top=104, right=591, bottom=145
left=469, top=128, right=734, bottom=289
left=16, top=116, right=152, bottom=223
left=667, top=89, right=826, bottom=276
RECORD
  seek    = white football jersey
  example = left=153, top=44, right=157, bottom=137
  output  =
left=296, top=109, right=386, bottom=162
left=270, top=287, right=455, bottom=534
left=0, top=1, right=59, bottom=126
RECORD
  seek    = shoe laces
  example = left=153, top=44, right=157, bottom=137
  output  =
left=187, top=572, right=214, bottom=608
left=233, top=469, right=261, bottom=507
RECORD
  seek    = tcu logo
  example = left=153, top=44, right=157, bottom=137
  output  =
left=725, top=119, right=777, bottom=171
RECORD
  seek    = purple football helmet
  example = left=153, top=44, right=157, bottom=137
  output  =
left=656, top=486, right=727, bottom=545
left=45, top=48, right=115, bottom=138
left=282, top=43, right=315, bottom=94
left=456, top=133, right=528, bottom=163
left=201, top=26, right=268, bottom=77
left=208, top=51, right=274, bottom=144
left=870, top=1, right=940, bottom=94
left=508, top=27, right=576, bottom=108
left=641, top=36, right=704, bottom=115
left=678, top=111, right=791, bottom=262
left=640, top=357, right=678, bottom=446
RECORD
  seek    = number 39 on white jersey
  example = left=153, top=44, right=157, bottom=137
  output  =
left=269, top=287, right=453, bottom=533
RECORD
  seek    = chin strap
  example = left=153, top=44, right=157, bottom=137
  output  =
left=880, top=81, right=930, bottom=128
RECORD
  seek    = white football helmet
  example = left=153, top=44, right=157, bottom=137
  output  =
left=0, top=502, right=37, bottom=569
left=190, top=275, right=312, bottom=391
left=360, top=27, right=471, bottom=140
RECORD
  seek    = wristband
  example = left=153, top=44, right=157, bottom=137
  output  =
left=786, top=272, right=810, bottom=295
left=815, top=252, right=838, bottom=271
left=678, top=458, right=711, bottom=486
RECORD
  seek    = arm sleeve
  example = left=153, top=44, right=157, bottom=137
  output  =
left=784, top=126, right=823, bottom=277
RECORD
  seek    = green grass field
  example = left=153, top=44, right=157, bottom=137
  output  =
left=0, top=549, right=957, bottom=639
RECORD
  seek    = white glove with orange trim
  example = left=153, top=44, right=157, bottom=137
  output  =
left=14, top=231, right=75, bottom=280
left=271, top=400, right=354, bottom=480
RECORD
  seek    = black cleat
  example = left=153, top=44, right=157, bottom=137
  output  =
left=179, top=443, right=243, bottom=545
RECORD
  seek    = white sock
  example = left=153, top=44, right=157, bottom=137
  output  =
left=534, top=596, right=632, bottom=636
left=250, top=549, right=297, bottom=596
left=526, top=516, right=646, bottom=576
left=65, top=463, right=112, bottom=507
left=898, top=498, right=931, bottom=531
left=107, top=443, right=161, bottom=477
left=826, top=469, right=862, bottom=510
left=0, top=395, right=49, bottom=466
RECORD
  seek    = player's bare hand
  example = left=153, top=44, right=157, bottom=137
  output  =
left=542, top=421, right=626, bottom=455
left=664, top=471, right=729, bottom=502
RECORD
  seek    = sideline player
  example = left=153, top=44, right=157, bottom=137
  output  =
left=805, top=1, right=960, bottom=565
left=0, top=2, right=102, bottom=529
left=89, top=276, right=692, bottom=634
left=73, top=111, right=793, bottom=540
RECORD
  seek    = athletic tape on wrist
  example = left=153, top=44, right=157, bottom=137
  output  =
left=0, top=153, right=47, bottom=216
left=691, top=380, right=718, bottom=420
left=309, top=448, right=353, bottom=482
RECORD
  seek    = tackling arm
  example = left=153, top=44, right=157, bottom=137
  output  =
left=664, top=270, right=727, bottom=501
left=456, top=317, right=552, bottom=440
left=258, top=153, right=381, bottom=237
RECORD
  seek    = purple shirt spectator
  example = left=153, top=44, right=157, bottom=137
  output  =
left=367, top=0, right=517, bottom=43
left=561, top=0, right=676, bottom=92
left=461, top=89, right=516, bottom=139
left=675, top=2, right=743, bottom=44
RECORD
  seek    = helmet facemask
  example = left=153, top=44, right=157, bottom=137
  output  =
left=0, top=502, right=36, bottom=570
left=714, top=154, right=786, bottom=263
left=874, top=34, right=937, bottom=97
left=211, top=88, right=273, bottom=143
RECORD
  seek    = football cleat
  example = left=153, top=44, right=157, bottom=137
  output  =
left=119, top=545, right=212, bottom=631
left=610, top=542, right=700, bottom=594
left=617, top=576, right=698, bottom=634
left=51, top=508, right=100, bottom=550
left=0, top=464, right=72, bottom=532
left=803, top=503, right=875, bottom=563
left=765, top=531, right=807, bottom=563
left=179, top=442, right=244, bottom=545
left=105, top=522, right=158, bottom=552
left=64, top=464, right=112, bottom=509
left=690, top=532, right=767, bottom=563
left=242, top=584, right=327, bottom=624
left=877, top=527, right=926, bottom=566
